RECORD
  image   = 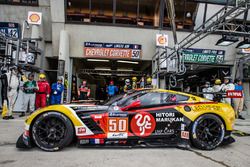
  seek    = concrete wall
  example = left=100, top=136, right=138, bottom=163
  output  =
left=57, top=24, right=237, bottom=65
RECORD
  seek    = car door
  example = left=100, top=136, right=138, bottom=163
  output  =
left=126, top=92, right=188, bottom=138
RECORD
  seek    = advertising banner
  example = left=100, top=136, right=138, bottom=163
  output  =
left=182, top=48, right=225, bottom=64
left=84, top=42, right=141, bottom=60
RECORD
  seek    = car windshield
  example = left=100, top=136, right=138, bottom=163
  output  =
left=103, top=89, right=141, bottom=106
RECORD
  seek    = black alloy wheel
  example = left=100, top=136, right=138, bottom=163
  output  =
left=191, top=114, right=225, bottom=150
left=32, top=112, right=74, bottom=151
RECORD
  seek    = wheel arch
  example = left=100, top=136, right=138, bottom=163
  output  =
left=192, top=112, right=227, bottom=131
left=28, top=110, right=77, bottom=145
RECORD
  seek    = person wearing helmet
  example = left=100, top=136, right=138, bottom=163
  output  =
left=2, top=66, right=21, bottom=119
left=78, top=80, right=90, bottom=100
left=124, top=79, right=132, bottom=92
left=146, top=77, right=152, bottom=88
left=106, top=80, right=118, bottom=99
left=132, top=77, right=137, bottom=89
left=50, top=77, right=64, bottom=105
left=212, top=79, right=222, bottom=102
left=202, top=81, right=213, bottom=100
left=233, top=79, right=245, bottom=120
left=35, top=73, right=51, bottom=109
left=221, top=76, right=235, bottom=105
left=20, top=73, right=38, bottom=117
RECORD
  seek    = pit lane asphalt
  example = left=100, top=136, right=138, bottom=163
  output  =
left=0, top=114, right=250, bottom=167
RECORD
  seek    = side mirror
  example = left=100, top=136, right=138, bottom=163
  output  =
left=121, top=100, right=141, bottom=111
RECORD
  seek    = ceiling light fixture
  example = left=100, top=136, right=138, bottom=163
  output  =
left=117, top=68, right=133, bottom=72
left=216, top=36, right=239, bottom=46
left=117, top=60, right=139, bottom=64
left=87, top=59, right=109, bottom=62
left=94, top=68, right=111, bottom=71
left=236, top=38, right=250, bottom=49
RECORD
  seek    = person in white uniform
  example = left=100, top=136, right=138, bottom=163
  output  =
left=212, top=79, right=222, bottom=102
left=202, top=82, right=214, bottom=100
left=221, top=76, right=235, bottom=105
left=3, top=66, right=20, bottom=119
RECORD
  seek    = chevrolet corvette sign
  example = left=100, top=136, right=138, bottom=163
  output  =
left=84, top=42, right=141, bottom=59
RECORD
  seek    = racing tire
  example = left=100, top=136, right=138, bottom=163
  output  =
left=191, top=114, right=225, bottom=150
left=31, top=112, right=74, bottom=151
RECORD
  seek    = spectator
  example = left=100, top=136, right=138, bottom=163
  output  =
left=20, top=73, right=38, bottom=117
left=107, top=81, right=118, bottom=99
left=233, top=79, right=245, bottom=120
left=78, top=80, right=90, bottom=100
left=1, top=66, right=21, bottom=119
left=202, top=82, right=214, bottom=100
left=36, top=73, right=51, bottom=109
left=50, top=77, right=64, bottom=105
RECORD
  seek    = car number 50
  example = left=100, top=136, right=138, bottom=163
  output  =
left=108, top=118, right=128, bottom=132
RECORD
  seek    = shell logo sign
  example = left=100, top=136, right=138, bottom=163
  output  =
left=27, top=11, right=42, bottom=25
left=156, top=34, right=168, bottom=47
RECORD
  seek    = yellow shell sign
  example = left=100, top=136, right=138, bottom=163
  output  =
left=156, top=34, right=168, bottom=47
left=29, top=14, right=40, bottom=23
left=27, top=11, right=42, bottom=25
left=158, top=35, right=166, bottom=45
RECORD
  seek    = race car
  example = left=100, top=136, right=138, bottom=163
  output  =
left=16, top=89, right=235, bottom=151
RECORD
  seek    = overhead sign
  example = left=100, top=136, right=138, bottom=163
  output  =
left=156, top=34, right=168, bottom=47
left=84, top=42, right=141, bottom=59
left=0, top=22, right=20, bottom=38
left=27, top=11, right=42, bottom=25
left=182, top=48, right=225, bottom=64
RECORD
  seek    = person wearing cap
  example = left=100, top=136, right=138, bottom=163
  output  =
left=36, top=73, right=51, bottom=109
left=78, top=80, right=90, bottom=100
left=233, top=79, right=245, bottom=120
left=2, top=66, right=21, bottom=119
left=202, top=81, right=214, bottom=100
left=221, top=76, right=235, bottom=105
left=20, top=73, right=38, bottom=117
left=50, top=77, right=64, bottom=105
left=106, top=80, right=118, bottom=99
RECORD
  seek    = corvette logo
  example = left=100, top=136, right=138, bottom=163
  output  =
left=131, top=112, right=156, bottom=137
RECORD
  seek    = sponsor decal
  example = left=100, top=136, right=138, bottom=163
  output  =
left=94, top=115, right=102, bottom=119
left=130, top=112, right=156, bottom=137
left=77, top=127, right=86, bottom=134
left=155, top=112, right=184, bottom=123
left=109, top=112, right=127, bottom=117
left=90, top=139, right=104, bottom=144
left=192, top=105, right=221, bottom=112
left=75, top=126, right=94, bottom=136
left=181, top=124, right=186, bottom=131
left=226, top=90, right=243, bottom=98
left=79, top=139, right=89, bottom=145
left=154, top=127, right=174, bottom=135
left=181, top=131, right=189, bottom=139
left=107, top=132, right=128, bottom=139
